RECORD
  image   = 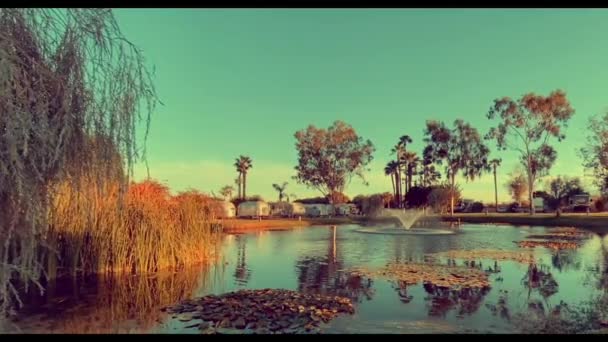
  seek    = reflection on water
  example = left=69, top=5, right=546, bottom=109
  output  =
left=6, top=264, right=216, bottom=333
left=6, top=223, right=608, bottom=333
left=234, top=235, right=251, bottom=287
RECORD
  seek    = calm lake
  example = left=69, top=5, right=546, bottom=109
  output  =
left=4, top=223, right=608, bottom=334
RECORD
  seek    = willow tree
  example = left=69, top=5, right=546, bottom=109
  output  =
left=0, top=9, right=157, bottom=310
left=486, top=90, right=574, bottom=214
left=423, top=119, right=490, bottom=216
left=294, top=121, right=374, bottom=204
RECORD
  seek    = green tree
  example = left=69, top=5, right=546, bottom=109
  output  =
left=294, top=121, right=375, bottom=203
left=506, top=170, right=528, bottom=206
left=486, top=90, right=575, bottom=214
left=423, top=119, right=490, bottom=216
left=546, top=176, right=584, bottom=206
left=234, top=155, right=253, bottom=199
left=580, top=112, right=608, bottom=196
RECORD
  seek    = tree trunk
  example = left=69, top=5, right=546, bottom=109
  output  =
left=450, top=171, right=455, bottom=217
left=243, top=172, right=247, bottom=199
left=395, top=169, right=401, bottom=208
left=493, top=166, right=498, bottom=212
left=237, top=173, right=242, bottom=199
left=407, top=166, right=413, bottom=195
left=527, top=163, right=535, bottom=215
left=389, top=175, right=397, bottom=207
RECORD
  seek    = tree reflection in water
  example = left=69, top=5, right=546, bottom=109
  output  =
left=521, top=263, right=559, bottom=301
left=422, top=283, right=490, bottom=318
left=233, top=235, right=251, bottom=286
left=10, top=265, right=213, bottom=333
left=295, top=227, right=375, bottom=302
left=551, top=249, right=581, bottom=272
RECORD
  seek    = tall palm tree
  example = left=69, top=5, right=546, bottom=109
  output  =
left=392, top=135, right=412, bottom=208
left=272, top=182, right=289, bottom=202
left=489, top=158, right=502, bottom=211
left=234, top=155, right=253, bottom=199
left=384, top=160, right=400, bottom=206
left=403, top=151, right=419, bottom=195
left=235, top=176, right=242, bottom=200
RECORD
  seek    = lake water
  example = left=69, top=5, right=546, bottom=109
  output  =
left=4, top=223, right=608, bottom=334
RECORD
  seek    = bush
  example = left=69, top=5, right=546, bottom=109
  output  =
left=470, top=202, right=484, bottom=213
left=595, top=198, right=605, bottom=212
left=428, top=184, right=462, bottom=214
left=404, top=186, right=433, bottom=208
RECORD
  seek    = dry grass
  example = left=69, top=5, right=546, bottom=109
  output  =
left=47, top=179, right=222, bottom=278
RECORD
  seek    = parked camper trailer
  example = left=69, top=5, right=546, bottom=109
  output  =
left=290, top=202, right=306, bottom=217
left=269, top=202, right=306, bottom=218
left=304, top=204, right=332, bottom=217
left=568, top=193, right=592, bottom=212
left=237, top=201, right=270, bottom=218
left=217, top=201, right=236, bottom=218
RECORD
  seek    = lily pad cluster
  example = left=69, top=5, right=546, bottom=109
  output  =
left=350, top=262, right=490, bottom=290
left=426, top=249, right=536, bottom=264
left=517, top=240, right=579, bottom=250
left=163, top=289, right=355, bottom=334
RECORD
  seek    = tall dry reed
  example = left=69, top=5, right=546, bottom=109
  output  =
left=46, top=179, right=222, bottom=279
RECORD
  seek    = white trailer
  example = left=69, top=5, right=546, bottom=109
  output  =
left=303, top=204, right=331, bottom=217
left=237, top=201, right=270, bottom=218
left=217, top=201, right=236, bottom=218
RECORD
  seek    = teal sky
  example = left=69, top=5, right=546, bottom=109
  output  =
left=116, top=9, right=608, bottom=203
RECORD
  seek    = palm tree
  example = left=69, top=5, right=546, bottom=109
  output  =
left=391, top=135, right=412, bottom=208
left=272, top=182, right=289, bottom=202
left=219, top=185, right=235, bottom=201
left=489, top=158, right=502, bottom=211
left=403, top=151, right=420, bottom=195
left=384, top=160, right=400, bottom=205
left=234, top=155, right=253, bottom=199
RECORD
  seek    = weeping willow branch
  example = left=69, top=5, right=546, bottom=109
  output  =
left=0, top=9, right=158, bottom=311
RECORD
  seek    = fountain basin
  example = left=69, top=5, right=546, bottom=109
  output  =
left=354, top=227, right=456, bottom=235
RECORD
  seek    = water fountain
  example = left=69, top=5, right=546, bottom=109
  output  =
left=355, top=209, right=456, bottom=235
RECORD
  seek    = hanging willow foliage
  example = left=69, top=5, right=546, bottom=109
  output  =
left=0, top=9, right=157, bottom=311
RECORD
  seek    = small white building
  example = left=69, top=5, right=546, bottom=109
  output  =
left=217, top=201, right=236, bottom=218
left=237, top=200, right=270, bottom=218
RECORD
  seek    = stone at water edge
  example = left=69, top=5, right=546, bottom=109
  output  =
left=234, top=317, right=247, bottom=329
left=177, top=313, right=193, bottom=322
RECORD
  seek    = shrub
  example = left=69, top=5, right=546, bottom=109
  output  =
left=595, top=198, right=605, bottom=212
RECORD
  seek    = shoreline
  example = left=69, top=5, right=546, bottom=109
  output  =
left=441, top=213, right=608, bottom=231
left=219, top=216, right=402, bottom=233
